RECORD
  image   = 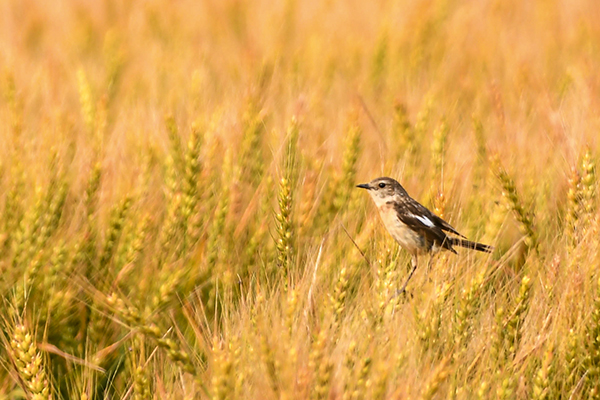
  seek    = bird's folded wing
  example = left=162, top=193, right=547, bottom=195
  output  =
left=393, top=200, right=466, bottom=239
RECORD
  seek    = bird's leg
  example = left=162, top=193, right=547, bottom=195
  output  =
left=397, top=255, right=418, bottom=296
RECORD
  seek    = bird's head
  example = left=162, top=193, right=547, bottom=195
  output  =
left=356, top=177, right=408, bottom=206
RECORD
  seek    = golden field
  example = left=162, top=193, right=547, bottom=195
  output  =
left=1, top=0, right=599, bottom=398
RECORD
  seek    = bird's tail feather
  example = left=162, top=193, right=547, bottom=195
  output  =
left=450, top=238, right=493, bottom=253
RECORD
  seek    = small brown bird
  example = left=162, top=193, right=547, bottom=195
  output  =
left=357, top=177, right=492, bottom=293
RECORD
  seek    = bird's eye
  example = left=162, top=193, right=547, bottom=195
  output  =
left=378, top=182, right=386, bottom=188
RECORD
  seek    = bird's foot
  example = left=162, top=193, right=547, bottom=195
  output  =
left=392, top=288, right=413, bottom=300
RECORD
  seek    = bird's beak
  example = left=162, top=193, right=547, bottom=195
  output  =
left=356, top=183, right=370, bottom=190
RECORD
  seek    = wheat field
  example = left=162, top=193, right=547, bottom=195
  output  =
left=1, top=0, right=599, bottom=399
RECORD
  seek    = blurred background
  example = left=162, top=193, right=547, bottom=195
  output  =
left=1, top=0, right=599, bottom=398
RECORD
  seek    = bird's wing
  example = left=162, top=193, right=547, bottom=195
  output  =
left=393, top=201, right=448, bottom=245
left=401, top=198, right=466, bottom=238
left=429, top=214, right=466, bottom=238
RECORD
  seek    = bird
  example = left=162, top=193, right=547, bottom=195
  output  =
left=357, top=176, right=492, bottom=294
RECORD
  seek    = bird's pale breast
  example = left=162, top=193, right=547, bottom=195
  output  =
left=377, top=203, right=426, bottom=255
